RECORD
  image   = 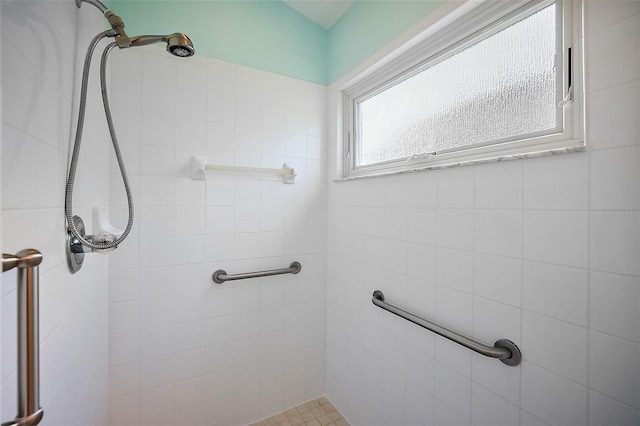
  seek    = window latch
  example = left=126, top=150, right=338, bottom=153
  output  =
left=406, top=152, right=435, bottom=164
left=559, top=47, right=573, bottom=107
left=558, top=83, right=573, bottom=106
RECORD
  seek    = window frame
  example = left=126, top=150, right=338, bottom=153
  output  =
left=342, top=0, right=583, bottom=179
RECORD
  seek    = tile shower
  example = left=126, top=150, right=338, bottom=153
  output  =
left=0, top=1, right=638, bottom=426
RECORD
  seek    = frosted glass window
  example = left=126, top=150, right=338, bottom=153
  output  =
left=355, top=5, right=558, bottom=167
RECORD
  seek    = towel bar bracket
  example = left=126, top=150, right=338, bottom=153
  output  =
left=1, top=408, right=44, bottom=426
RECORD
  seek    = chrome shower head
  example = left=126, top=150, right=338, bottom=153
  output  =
left=166, top=33, right=195, bottom=57
left=130, top=33, right=195, bottom=57
left=76, top=0, right=195, bottom=55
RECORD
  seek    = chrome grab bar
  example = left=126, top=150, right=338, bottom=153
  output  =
left=372, top=290, right=522, bottom=366
left=212, top=261, right=301, bottom=284
left=2, top=249, right=44, bottom=426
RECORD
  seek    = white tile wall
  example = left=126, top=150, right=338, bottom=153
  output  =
left=108, top=49, right=327, bottom=425
left=325, top=2, right=640, bottom=425
left=1, top=1, right=109, bottom=425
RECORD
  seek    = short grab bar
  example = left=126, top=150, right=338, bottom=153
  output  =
left=372, top=290, right=521, bottom=366
left=2, top=249, right=45, bottom=426
left=212, top=261, right=301, bottom=284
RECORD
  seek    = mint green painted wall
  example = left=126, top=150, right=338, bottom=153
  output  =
left=110, top=0, right=328, bottom=84
left=327, top=0, right=445, bottom=83
left=107, top=0, right=444, bottom=85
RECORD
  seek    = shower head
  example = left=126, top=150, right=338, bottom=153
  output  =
left=130, top=33, right=195, bottom=57
left=167, top=33, right=195, bottom=57
left=76, top=0, right=195, bottom=56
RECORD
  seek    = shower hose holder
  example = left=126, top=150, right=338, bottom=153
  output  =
left=66, top=215, right=117, bottom=273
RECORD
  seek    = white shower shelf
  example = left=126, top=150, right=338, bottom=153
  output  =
left=191, top=156, right=296, bottom=184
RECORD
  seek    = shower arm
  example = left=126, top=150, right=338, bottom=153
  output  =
left=76, top=0, right=131, bottom=48
left=130, top=35, right=175, bottom=47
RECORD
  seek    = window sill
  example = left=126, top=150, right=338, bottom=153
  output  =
left=335, top=143, right=585, bottom=182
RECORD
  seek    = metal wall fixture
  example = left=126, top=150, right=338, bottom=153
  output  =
left=212, top=262, right=302, bottom=284
left=2, top=249, right=44, bottom=426
left=372, top=290, right=522, bottom=366
left=192, top=156, right=296, bottom=184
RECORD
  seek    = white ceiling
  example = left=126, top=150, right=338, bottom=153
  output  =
left=283, top=0, right=356, bottom=29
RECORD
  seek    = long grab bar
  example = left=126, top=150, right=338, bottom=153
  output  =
left=372, top=290, right=521, bottom=366
left=212, top=261, right=301, bottom=284
left=2, top=249, right=45, bottom=426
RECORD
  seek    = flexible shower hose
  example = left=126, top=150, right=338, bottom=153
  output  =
left=65, top=32, right=134, bottom=251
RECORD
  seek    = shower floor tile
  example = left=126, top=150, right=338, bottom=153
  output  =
left=250, top=397, right=349, bottom=426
